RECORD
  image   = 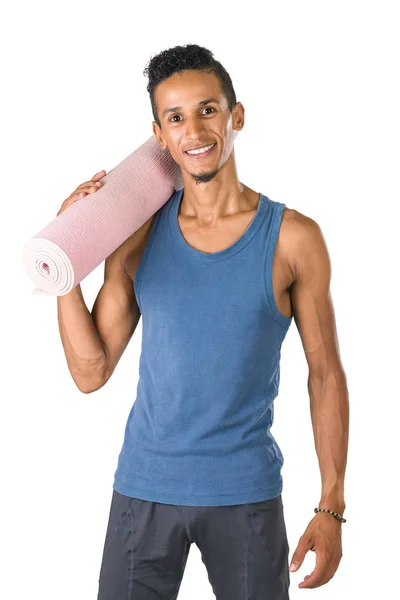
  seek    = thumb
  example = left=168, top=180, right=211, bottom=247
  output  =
left=289, top=538, right=309, bottom=572
left=92, top=170, right=106, bottom=180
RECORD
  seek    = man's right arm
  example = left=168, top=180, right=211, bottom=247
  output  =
left=56, top=214, right=156, bottom=393
left=57, top=242, right=140, bottom=393
left=57, top=283, right=109, bottom=394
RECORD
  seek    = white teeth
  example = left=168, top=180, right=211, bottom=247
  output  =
left=186, top=143, right=215, bottom=155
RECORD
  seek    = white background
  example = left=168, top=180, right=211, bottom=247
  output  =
left=1, top=1, right=399, bottom=598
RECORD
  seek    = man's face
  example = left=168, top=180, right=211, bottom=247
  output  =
left=152, top=70, right=243, bottom=184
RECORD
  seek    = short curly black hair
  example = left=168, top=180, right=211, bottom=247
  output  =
left=143, top=44, right=237, bottom=127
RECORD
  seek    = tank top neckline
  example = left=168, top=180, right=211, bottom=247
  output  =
left=168, top=187, right=268, bottom=262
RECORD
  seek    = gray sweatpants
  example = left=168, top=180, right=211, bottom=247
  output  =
left=97, top=489, right=290, bottom=600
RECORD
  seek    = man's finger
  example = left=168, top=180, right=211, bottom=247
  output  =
left=298, top=550, right=329, bottom=589
left=289, top=534, right=311, bottom=571
left=92, top=170, right=106, bottom=180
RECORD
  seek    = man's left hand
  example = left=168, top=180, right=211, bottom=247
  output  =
left=288, top=513, right=343, bottom=589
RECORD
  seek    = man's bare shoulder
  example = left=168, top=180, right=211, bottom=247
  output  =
left=281, top=205, right=320, bottom=235
left=104, top=208, right=161, bottom=283
left=122, top=209, right=163, bottom=281
left=280, top=206, right=327, bottom=275
left=281, top=205, right=323, bottom=245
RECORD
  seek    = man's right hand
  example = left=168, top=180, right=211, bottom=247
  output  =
left=57, top=169, right=106, bottom=216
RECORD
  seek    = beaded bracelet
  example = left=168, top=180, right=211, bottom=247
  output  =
left=314, top=507, right=347, bottom=523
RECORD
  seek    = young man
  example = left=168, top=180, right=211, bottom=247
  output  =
left=65, top=44, right=349, bottom=599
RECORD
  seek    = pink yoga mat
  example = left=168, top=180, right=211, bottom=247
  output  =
left=23, top=136, right=183, bottom=296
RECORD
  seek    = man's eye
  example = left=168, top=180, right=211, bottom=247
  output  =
left=169, top=107, right=215, bottom=123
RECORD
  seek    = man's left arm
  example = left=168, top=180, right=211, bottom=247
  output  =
left=287, top=212, right=349, bottom=589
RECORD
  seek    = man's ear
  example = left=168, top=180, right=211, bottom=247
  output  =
left=232, top=102, right=245, bottom=132
left=152, top=122, right=168, bottom=150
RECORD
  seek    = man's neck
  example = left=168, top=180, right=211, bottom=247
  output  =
left=179, top=157, right=257, bottom=223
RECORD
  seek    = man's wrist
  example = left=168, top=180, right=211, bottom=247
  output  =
left=319, top=485, right=346, bottom=514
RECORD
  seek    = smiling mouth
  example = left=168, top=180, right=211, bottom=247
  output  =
left=184, top=143, right=217, bottom=159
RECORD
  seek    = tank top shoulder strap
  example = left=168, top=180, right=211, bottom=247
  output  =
left=134, top=192, right=177, bottom=307
left=262, top=199, right=291, bottom=329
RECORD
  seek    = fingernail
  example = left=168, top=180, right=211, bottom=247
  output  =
left=289, top=563, right=296, bottom=571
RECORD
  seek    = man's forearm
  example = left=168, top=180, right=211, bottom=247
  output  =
left=308, top=368, right=349, bottom=515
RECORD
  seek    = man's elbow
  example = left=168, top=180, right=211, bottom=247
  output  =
left=74, top=371, right=107, bottom=394
left=79, top=385, right=101, bottom=394
left=308, top=365, right=348, bottom=389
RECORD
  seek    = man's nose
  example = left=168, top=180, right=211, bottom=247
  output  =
left=184, top=116, right=207, bottom=139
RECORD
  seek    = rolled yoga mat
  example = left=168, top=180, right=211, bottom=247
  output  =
left=23, top=135, right=184, bottom=296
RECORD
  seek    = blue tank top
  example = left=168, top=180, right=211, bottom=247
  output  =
left=113, top=188, right=293, bottom=506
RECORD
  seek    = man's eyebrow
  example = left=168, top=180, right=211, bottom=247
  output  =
left=162, top=98, right=220, bottom=119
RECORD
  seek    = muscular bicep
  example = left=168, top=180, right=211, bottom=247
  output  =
left=91, top=247, right=141, bottom=386
left=290, top=216, right=343, bottom=377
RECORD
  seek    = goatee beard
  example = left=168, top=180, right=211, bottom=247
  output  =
left=191, top=168, right=219, bottom=185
